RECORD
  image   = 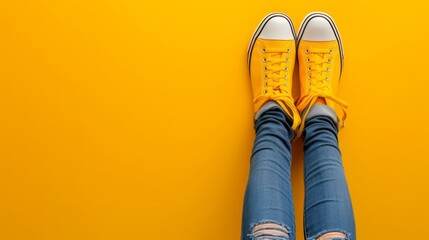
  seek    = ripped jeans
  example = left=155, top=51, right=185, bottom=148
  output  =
left=241, top=106, right=356, bottom=240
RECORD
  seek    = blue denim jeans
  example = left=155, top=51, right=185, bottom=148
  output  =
left=241, top=106, right=356, bottom=240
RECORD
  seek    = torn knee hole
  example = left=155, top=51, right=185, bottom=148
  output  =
left=250, top=222, right=289, bottom=239
left=317, top=231, right=347, bottom=240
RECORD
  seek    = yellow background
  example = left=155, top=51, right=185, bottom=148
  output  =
left=1, top=0, right=428, bottom=239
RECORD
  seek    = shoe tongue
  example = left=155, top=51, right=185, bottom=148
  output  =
left=313, top=53, right=326, bottom=80
left=272, top=51, right=284, bottom=69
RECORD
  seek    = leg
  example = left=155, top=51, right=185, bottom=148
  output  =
left=303, top=115, right=356, bottom=240
left=295, top=12, right=356, bottom=240
left=244, top=12, right=301, bottom=240
left=241, top=106, right=296, bottom=240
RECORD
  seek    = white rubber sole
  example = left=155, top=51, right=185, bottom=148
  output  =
left=247, top=13, right=296, bottom=71
left=297, top=12, right=344, bottom=71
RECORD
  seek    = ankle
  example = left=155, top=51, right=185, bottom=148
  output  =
left=255, top=101, right=280, bottom=120
left=305, top=104, right=338, bottom=124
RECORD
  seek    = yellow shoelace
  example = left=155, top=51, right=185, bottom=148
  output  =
left=254, top=47, right=300, bottom=130
left=296, top=48, right=349, bottom=137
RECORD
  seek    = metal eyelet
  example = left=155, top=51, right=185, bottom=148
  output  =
left=286, top=90, right=289, bottom=93
left=286, top=48, right=290, bottom=53
left=285, top=57, right=289, bottom=62
left=307, top=76, right=311, bottom=80
left=307, top=67, right=311, bottom=71
left=326, top=68, right=330, bottom=72
left=262, top=58, right=266, bottom=63
left=284, top=75, right=288, bottom=79
left=263, top=66, right=267, bottom=71
left=264, top=82, right=268, bottom=86
left=329, top=49, right=333, bottom=54
left=262, top=48, right=266, bottom=53
left=307, top=58, right=310, bottom=63
left=264, top=74, right=267, bottom=79
left=328, top=59, right=331, bottom=63
left=263, top=90, right=268, bottom=94
left=284, top=67, right=288, bottom=71
left=326, top=77, right=329, bottom=80
left=305, top=49, right=309, bottom=53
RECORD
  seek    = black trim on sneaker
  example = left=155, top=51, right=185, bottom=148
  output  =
left=247, top=13, right=296, bottom=72
left=297, top=12, right=344, bottom=76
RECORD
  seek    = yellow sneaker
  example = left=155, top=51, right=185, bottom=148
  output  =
left=248, top=13, right=301, bottom=130
left=296, top=12, right=349, bottom=136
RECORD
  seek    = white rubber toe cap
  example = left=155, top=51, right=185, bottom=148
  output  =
left=301, top=17, right=336, bottom=41
left=259, top=16, right=294, bottom=40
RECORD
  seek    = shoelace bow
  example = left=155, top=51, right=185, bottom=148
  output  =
left=296, top=48, right=349, bottom=137
left=254, top=47, right=300, bottom=130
